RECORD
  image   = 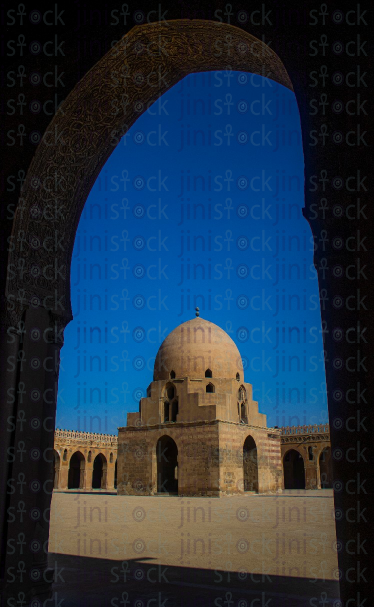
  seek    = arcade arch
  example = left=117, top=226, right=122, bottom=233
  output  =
left=283, top=449, right=306, bottom=490
left=68, top=451, right=85, bottom=489
left=92, top=453, right=108, bottom=489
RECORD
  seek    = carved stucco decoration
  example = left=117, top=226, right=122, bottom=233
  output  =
left=6, top=20, right=293, bottom=325
left=281, top=433, right=330, bottom=444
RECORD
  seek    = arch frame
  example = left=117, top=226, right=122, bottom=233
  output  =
left=2, top=16, right=368, bottom=607
left=5, top=20, right=292, bottom=326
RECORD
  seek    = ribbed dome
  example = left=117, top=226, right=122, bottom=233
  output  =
left=153, top=317, right=244, bottom=381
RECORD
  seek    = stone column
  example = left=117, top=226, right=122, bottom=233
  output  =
left=0, top=310, right=22, bottom=576
left=0, top=306, right=67, bottom=605
left=304, top=461, right=318, bottom=490
left=59, top=462, right=69, bottom=490
left=304, top=209, right=371, bottom=604
left=54, top=455, right=63, bottom=489
left=84, top=464, right=93, bottom=490
left=106, top=463, right=116, bottom=490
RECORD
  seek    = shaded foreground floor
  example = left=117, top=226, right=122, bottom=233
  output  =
left=49, top=491, right=340, bottom=606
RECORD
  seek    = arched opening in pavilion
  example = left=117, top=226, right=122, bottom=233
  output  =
left=319, top=447, right=333, bottom=488
left=243, top=435, right=258, bottom=492
left=156, top=435, right=178, bottom=494
left=283, top=449, right=306, bottom=489
left=68, top=451, right=85, bottom=489
left=92, top=453, right=107, bottom=489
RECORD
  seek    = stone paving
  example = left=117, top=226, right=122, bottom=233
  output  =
left=48, top=490, right=339, bottom=606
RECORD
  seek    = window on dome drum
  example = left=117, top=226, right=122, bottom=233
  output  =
left=171, top=401, right=178, bottom=422
left=164, top=402, right=169, bottom=422
left=240, top=403, right=248, bottom=424
left=167, top=385, right=175, bottom=400
left=205, top=369, right=212, bottom=378
left=238, top=386, right=246, bottom=401
left=170, top=370, right=175, bottom=379
left=236, top=373, right=240, bottom=381
left=206, top=383, right=215, bottom=393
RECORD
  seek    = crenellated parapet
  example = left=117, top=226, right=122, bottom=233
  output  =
left=55, top=429, right=118, bottom=448
left=280, top=424, right=330, bottom=444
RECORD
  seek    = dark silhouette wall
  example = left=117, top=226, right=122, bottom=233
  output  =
left=0, top=4, right=371, bottom=606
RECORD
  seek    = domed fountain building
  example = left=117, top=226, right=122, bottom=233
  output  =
left=117, top=314, right=283, bottom=496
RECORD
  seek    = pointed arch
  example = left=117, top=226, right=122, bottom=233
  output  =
left=283, top=449, right=306, bottom=489
left=68, top=451, right=85, bottom=489
left=156, top=435, right=178, bottom=494
left=243, top=435, right=258, bottom=492
left=164, top=382, right=176, bottom=401
left=92, top=453, right=108, bottom=489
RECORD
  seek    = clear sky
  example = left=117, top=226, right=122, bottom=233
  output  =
left=56, top=71, right=328, bottom=435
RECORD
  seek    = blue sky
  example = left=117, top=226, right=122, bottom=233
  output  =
left=56, top=71, right=328, bottom=434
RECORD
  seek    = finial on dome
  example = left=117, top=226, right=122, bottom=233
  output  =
left=195, top=307, right=200, bottom=317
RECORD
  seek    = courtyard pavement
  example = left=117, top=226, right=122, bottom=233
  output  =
left=48, top=490, right=339, bottom=606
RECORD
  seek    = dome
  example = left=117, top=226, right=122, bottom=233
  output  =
left=153, top=317, right=244, bottom=381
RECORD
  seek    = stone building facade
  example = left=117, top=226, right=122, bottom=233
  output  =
left=52, top=320, right=331, bottom=495
left=280, top=424, right=332, bottom=490
left=115, top=316, right=284, bottom=497
left=53, top=429, right=118, bottom=491
left=52, top=425, right=331, bottom=492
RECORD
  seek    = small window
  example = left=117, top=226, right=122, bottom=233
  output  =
left=63, top=449, right=67, bottom=461
left=87, top=450, right=92, bottom=463
left=206, top=383, right=215, bottom=393
left=170, top=370, right=175, bottom=379
left=110, top=452, right=113, bottom=463
left=308, top=446, right=313, bottom=461
left=205, top=369, right=212, bottom=378
left=167, top=385, right=175, bottom=400
left=171, top=400, right=178, bottom=422
left=236, top=373, right=240, bottom=381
